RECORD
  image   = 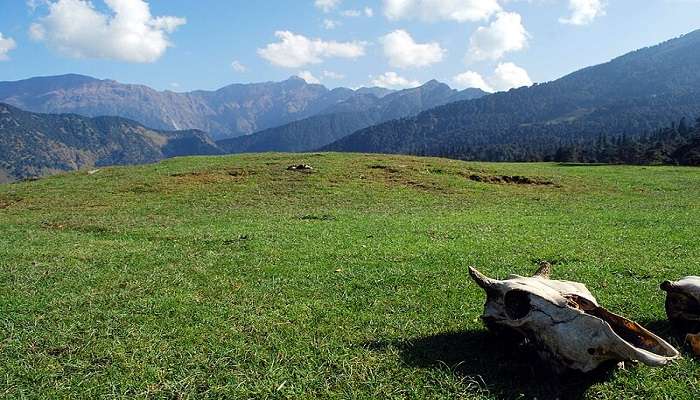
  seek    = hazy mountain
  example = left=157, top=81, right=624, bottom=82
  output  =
left=354, top=87, right=395, bottom=98
left=0, top=103, right=222, bottom=182
left=218, top=80, right=487, bottom=153
left=0, top=75, right=357, bottom=140
left=324, top=30, right=700, bottom=160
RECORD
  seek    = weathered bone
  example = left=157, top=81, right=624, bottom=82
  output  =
left=660, top=276, right=700, bottom=324
left=533, top=261, right=552, bottom=279
left=469, top=266, right=680, bottom=373
left=661, top=276, right=700, bottom=355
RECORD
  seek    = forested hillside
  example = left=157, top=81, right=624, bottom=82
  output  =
left=0, top=103, right=221, bottom=182
left=324, top=30, right=700, bottom=164
left=217, top=81, right=486, bottom=153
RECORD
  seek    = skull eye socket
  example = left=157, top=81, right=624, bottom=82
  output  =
left=504, top=289, right=532, bottom=320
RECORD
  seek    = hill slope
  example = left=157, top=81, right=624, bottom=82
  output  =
left=325, top=30, right=700, bottom=159
left=0, top=75, right=357, bottom=139
left=0, top=153, right=698, bottom=398
left=217, top=81, right=486, bottom=153
left=0, top=103, right=221, bottom=182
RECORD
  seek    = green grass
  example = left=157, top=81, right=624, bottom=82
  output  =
left=1, top=153, right=699, bottom=399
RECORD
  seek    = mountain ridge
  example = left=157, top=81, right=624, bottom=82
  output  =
left=323, top=29, right=700, bottom=159
left=217, top=81, right=486, bottom=153
left=0, top=75, right=387, bottom=140
left=0, top=103, right=222, bottom=182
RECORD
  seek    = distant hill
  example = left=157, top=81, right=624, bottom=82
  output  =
left=218, top=81, right=486, bottom=153
left=0, top=103, right=221, bottom=182
left=324, top=30, right=700, bottom=161
left=0, top=75, right=358, bottom=140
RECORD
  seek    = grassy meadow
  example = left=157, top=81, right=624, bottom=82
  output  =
left=0, top=153, right=699, bottom=399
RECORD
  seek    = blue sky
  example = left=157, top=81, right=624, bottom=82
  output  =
left=0, top=1, right=699, bottom=92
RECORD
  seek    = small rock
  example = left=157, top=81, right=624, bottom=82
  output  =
left=287, top=164, right=313, bottom=171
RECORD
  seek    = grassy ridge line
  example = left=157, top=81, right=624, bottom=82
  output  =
left=0, top=153, right=698, bottom=399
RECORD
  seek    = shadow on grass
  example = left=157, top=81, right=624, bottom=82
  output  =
left=641, top=318, right=700, bottom=358
left=365, top=329, right=616, bottom=400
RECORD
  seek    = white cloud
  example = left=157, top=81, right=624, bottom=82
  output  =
left=315, top=0, right=341, bottom=13
left=381, top=30, right=445, bottom=69
left=452, top=70, right=493, bottom=92
left=29, top=0, right=185, bottom=63
left=323, top=70, right=345, bottom=79
left=383, top=0, right=501, bottom=22
left=258, top=31, right=366, bottom=68
left=0, top=33, right=17, bottom=61
left=341, top=9, right=362, bottom=17
left=298, top=70, right=321, bottom=84
left=323, top=19, right=340, bottom=29
left=453, top=62, right=532, bottom=92
left=231, top=60, right=247, bottom=72
left=490, top=62, right=532, bottom=91
left=26, top=0, right=45, bottom=11
left=341, top=7, right=374, bottom=18
left=559, top=0, right=606, bottom=26
left=468, top=11, right=529, bottom=62
left=371, top=72, right=421, bottom=89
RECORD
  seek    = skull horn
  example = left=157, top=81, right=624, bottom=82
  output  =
left=469, top=266, right=498, bottom=290
left=660, top=280, right=677, bottom=292
left=533, top=261, right=552, bottom=279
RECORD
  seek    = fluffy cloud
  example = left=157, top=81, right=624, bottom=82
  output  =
left=315, top=0, right=341, bottom=13
left=383, top=0, right=501, bottom=22
left=323, top=70, right=345, bottom=79
left=258, top=31, right=366, bottom=68
left=364, top=7, right=374, bottom=17
left=323, top=19, right=340, bottom=29
left=468, top=11, right=529, bottom=61
left=381, top=30, right=445, bottom=69
left=0, top=33, right=17, bottom=61
left=559, top=0, right=606, bottom=26
left=28, top=0, right=185, bottom=63
left=453, top=62, right=532, bottom=92
left=298, top=70, right=321, bottom=84
left=452, top=70, right=493, bottom=92
left=490, top=62, right=532, bottom=91
left=371, top=72, right=421, bottom=89
left=231, top=60, right=247, bottom=72
left=341, top=9, right=362, bottom=17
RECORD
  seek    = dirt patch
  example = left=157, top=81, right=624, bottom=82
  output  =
left=466, top=174, right=555, bottom=186
left=369, top=165, right=400, bottom=173
left=0, top=193, right=21, bottom=209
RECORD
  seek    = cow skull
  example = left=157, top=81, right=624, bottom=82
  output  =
left=661, top=276, right=700, bottom=355
left=469, top=264, right=680, bottom=373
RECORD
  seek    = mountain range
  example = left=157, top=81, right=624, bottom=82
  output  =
left=2, top=29, right=700, bottom=182
left=218, top=81, right=486, bottom=153
left=0, top=74, right=380, bottom=140
left=0, top=103, right=220, bottom=183
left=324, top=30, right=700, bottom=160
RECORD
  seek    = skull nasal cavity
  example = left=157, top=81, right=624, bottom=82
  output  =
left=504, top=290, right=532, bottom=320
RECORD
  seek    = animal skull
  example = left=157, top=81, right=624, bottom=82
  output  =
left=660, top=276, right=700, bottom=355
left=660, top=276, right=700, bottom=327
left=469, top=264, right=680, bottom=373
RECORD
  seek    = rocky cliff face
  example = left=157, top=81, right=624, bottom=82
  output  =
left=0, top=75, right=356, bottom=139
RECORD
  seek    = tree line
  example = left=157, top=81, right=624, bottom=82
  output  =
left=423, top=116, right=700, bottom=166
